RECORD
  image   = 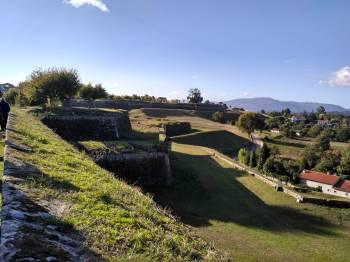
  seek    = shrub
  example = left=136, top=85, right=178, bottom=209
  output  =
left=263, top=157, right=285, bottom=177
left=307, top=125, right=322, bottom=138
left=212, top=111, right=224, bottom=123
left=249, top=150, right=257, bottom=168
left=77, top=83, right=108, bottom=100
left=4, top=88, right=19, bottom=105
left=257, top=143, right=270, bottom=170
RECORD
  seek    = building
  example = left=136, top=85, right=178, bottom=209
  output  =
left=290, top=116, right=305, bottom=123
left=271, top=128, right=281, bottom=134
left=317, top=119, right=330, bottom=126
left=297, top=170, right=350, bottom=199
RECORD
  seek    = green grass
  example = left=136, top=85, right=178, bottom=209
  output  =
left=172, top=130, right=252, bottom=157
left=150, top=143, right=350, bottom=262
left=6, top=108, right=226, bottom=261
left=261, top=132, right=349, bottom=159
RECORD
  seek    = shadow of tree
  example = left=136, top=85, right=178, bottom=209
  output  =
left=147, top=151, right=337, bottom=236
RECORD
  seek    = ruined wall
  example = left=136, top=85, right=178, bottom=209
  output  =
left=163, top=122, right=192, bottom=137
left=95, top=152, right=172, bottom=186
left=40, top=110, right=131, bottom=140
left=63, top=99, right=225, bottom=112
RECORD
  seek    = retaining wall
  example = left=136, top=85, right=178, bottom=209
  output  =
left=63, top=99, right=225, bottom=112
left=163, top=122, right=192, bottom=137
left=95, top=152, right=172, bottom=186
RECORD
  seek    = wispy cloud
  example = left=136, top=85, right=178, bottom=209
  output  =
left=192, top=75, right=199, bottom=80
left=320, top=66, right=350, bottom=87
left=64, top=0, right=109, bottom=12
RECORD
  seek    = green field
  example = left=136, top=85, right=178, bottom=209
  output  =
left=261, top=132, right=349, bottom=159
left=151, top=143, right=350, bottom=261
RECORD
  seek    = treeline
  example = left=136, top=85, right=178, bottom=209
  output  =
left=4, top=68, right=205, bottom=107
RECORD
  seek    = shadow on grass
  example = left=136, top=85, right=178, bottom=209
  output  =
left=147, top=151, right=336, bottom=236
left=172, top=130, right=253, bottom=157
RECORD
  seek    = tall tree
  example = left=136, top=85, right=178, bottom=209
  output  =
left=187, top=88, right=203, bottom=104
left=237, top=112, right=265, bottom=135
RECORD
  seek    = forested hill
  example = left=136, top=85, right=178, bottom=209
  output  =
left=226, top=97, right=349, bottom=113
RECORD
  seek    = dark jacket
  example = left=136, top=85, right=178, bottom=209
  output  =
left=0, top=99, right=10, bottom=117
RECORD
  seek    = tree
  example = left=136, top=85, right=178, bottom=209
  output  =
left=315, top=150, right=341, bottom=174
left=187, top=88, right=203, bottom=104
left=22, top=68, right=81, bottom=106
left=257, top=143, right=270, bottom=170
left=263, top=157, right=285, bottom=177
left=317, top=106, right=326, bottom=115
left=307, top=125, right=323, bottom=138
left=301, top=145, right=320, bottom=169
left=336, top=128, right=350, bottom=142
left=249, top=150, right=257, bottom=168
left=338, top=148, right=350, bottom=175
left=315, top=134, right=331, bottom=152
left=236, top=112, right=265, bottom=135
left=78, top=83, right=108, bottom=100
left=238, top=148, right=250, bottom=165
left=282, top=108, right=291, bottom=117
left=212, top=111, right=225, bottom=123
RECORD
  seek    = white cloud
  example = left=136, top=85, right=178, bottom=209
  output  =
left=64, top=0, right=109, bottom=12
left=320, top=66, right=350, bottom=87
left=192, top=75, right=199, bottom=80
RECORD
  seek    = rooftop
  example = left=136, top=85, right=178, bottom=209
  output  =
left=298, top=170, right=341, bottom=185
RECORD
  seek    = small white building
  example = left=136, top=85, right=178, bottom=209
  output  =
left=290, top=116, right=304, bottom=123
left=298, top=170, right=350, bottom=199
left=271, top=128, right=281, bottom=134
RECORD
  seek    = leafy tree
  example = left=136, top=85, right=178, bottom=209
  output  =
left=263, top=157, right=285, bottom=177
left=187, top=88, right=203, bottom=104
left=301, top=145, right=320, bottom=169
left=315, top=150, right=341, bottom=174
left=78, top=83, right=108, bottom=100
left=257, top=143, right=270, bottom=170
left=315, top=134, right=331, bottom=152
left=237, top=112, right=265, bottom=135
left=22, top=68, right=81, bottom=106
left=320, top=128, right=335, bottom=140
left=338, top=148, right=350, bottom=175
left=336, top=128, right=350, bottom=142
left=249, top=150, right=257, bottom=168
left=307, top=125, right=323, bottom=138
left=238, top=148, right=250, bottom=165
left=212, top=111, right=225, bottom=123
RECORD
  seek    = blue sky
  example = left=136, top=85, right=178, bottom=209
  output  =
left=1, top=0, right=350, bottom=106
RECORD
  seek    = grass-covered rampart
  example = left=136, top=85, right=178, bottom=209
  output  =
left=2, top=108, right=227, bottom=261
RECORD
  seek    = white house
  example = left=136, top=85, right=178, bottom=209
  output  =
left=270, top=128, right=281, bottom=134
left=298, top=170, right=350, bottom=199
left=290, top=116, right=304, bottom=123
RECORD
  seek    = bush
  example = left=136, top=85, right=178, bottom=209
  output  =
left=249, top=150, right=257, bottom=168
left=212, top=111, right=224, bottom=123
left=77, top=83, right=108, bottom=100
left=336, top=128, right=350, bottom=142
left=4, top=88, right=19, bottom=105
left=257, top=143, right=270, bottom=170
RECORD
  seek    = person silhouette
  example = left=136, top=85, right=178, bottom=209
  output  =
left=0, top=91, right=11, bottom=131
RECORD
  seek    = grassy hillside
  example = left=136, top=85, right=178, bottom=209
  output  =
left=151, top=143, right=350, bottom=261
left=5, top=108, right=226, bottom=261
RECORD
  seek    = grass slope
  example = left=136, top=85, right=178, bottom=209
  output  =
left=6, top=108, right=226, bottom=261
left=172, top=130, right=252, bottom=157
left=151, top=143, right=350, bottom=262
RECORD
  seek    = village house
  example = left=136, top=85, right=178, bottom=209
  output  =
left=290, top=116, right=305, bottom=123
left=317, top=119, right=330, bottom=126
left=297, top=170, right=350, bottom=199
left=270, top=128, right=281, bottom=134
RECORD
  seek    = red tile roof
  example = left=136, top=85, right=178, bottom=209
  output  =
left=333, top=179, right=350, bottom=193
left=298, top=170, right=341, bottom=185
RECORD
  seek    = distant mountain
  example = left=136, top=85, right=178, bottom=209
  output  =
left=225, top=97, right=349, bottom=113
left=0, top=83, right=15, bottom=92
